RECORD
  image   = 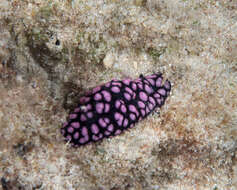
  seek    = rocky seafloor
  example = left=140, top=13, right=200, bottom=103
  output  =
left=0, top=0, right=236, bottom=189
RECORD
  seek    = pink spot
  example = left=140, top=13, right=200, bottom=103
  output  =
left=79, top=97, right=90, bottom=104
left=125, top=87, right=133, bottom=94
left=129, top=105, right=139, bottom=116
left=96, top=103, right=104, bottom=114
left=104, top=118, right=110, bottom=123
left=108, top=124, right=114, bottom=132
left=111, top=86, right=120, bottom=93
left=154, top=93, right=160, bottom=99
left=66, top=135, right=72, bottom=141
left=115, top=129, right=121, bottom=135
left=132, top=83, right=137, bottom=90
left=93, top=133, right=102, bottom=141
left=164, top=80, right=171, bottom=90
left=132, top=93, right=136, bottom=99
left=71, top=122, right=80, bottom=128
left=87, top=104, right=92, bottom=110
left=149, top=97, right=155, bottom=105
left=102, top=90, right=111, bottom=102
left=138, top=83, right=143, bottom=89
left=81, top=127, right=88, bottom=136
left=124, top=93, right=131, bottom=101
left=129, top=104, right=137, bottom=113
left=105, top=82, right=111, bottom=87
left=118, top=119, right=123, bottom=126
left=134, top=78, right=141, bottom=83
left=114, top=112, right=124, bottom=126
left=87, top=112, right=93, bottom=118
left=80, top=114, right=87, bottom=121
left=121, top=105, right=127, bottom=113
left=114, top=112, right=122, bottom=120
left=74, top=108, right=80, bottom=112
left=105, top=131, right=111, bottom=136
left=115, top=100, right=121, bottom=108
left=73, top=132, right=79, bottom=139
left=157, top=98, right=162, bottom=105
left=129, top=113, right=136, bottom=120
left=84, top=135, right=89, bottom=141
left=63, top=122, right=68, bottom=127
left=148, top=103, right=155, bottom=110
left=158, top=88, right=166, bottom=96
left=67, top=127, right=74, bottom=133
left=79, top=138, right=86, bottom=144
left=112, top=81, right=122, bottom=86
left=92, top=86, right=101, bottom=93
left=91, top=124, right=99, bottom=134
left=156, top=77, right=162, bottom=87
left=123, top=119, right=128, bottom=127
left=141, top=109, right=145, bottom=116
left=146, top=74, right=157, bottom=78
left=123, top=79, right=131, bottom=85
left=146, top=107, right=150, bottom=114
left=139, top=91, right=148, bottom=101
left=144, top=80, right=149, bottom=85
left=147, top=78, right=155, bottom=85
left=144, top=84, right=153, bottom=94
left=93, top=133, right=103, bottom=141
left=92, top=135, right=99, bottom=141
left=104, top=104, right=110, bottom=113
left=94, top=93, right=102, bottom=101
left=61, top=129, right=65, bottom=135
left=99, top=118, right=107, bottom=127
left=98, top=133, right=103, bottom=139
left=69, top=114, right=77, bottom=119
left=138, top=101, right=145, bottom=108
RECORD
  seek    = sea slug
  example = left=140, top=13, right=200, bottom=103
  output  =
left=61, top=73, right=171, bottom=147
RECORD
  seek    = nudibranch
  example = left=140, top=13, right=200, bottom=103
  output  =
left=61, top=73, right=171, bottom=147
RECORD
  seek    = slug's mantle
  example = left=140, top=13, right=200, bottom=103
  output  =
left=61, top=73, right=171, bottom=147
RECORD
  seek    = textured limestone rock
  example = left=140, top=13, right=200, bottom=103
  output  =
left=0, top=0, right=236, bottom=189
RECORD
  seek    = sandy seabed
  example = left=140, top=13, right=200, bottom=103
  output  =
left=0, top=0, right=236, bottom=189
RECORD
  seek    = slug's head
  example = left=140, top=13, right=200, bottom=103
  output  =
left=139, top=73, right=171, bottom=106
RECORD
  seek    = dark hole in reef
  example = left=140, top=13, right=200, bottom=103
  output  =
left=1, top=178, right=8, bottom=190
left=1, top=177, right=25, bottom=190
left=1, top=60, right=6, bottom=66
left=55, top=39, right=60, bottom=46
left=13, top=142, right=34, bottom=157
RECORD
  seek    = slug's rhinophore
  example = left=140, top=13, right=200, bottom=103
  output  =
left=61, top=73, right=171, bottom=147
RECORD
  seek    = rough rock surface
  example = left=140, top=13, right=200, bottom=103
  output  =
left=0, top=0, right=236, bottom=189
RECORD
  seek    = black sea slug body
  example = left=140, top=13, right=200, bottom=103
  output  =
left=61, top=73, right=171, bottom=147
